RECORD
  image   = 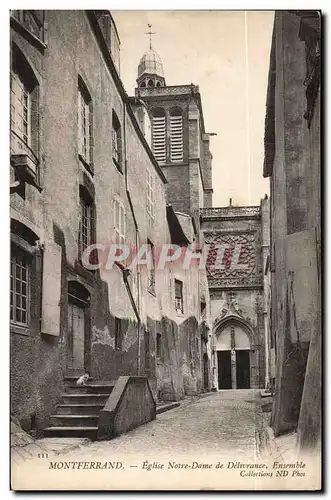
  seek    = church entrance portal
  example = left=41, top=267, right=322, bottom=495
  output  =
left=215, top=322, right=251, bottom=390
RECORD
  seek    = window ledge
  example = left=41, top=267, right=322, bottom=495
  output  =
left=113, top=158, right=123, bottom=174
left=10, top=323, right=30, bottom=336
left=78, top=154, right=94, bottom=176
left=10, top=16, right=47, bottom=53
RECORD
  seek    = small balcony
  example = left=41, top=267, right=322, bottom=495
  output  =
left=10, top=130, right=39, bottom=186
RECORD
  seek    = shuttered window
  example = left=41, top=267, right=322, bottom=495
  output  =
left=152, top=114, right=166, bottom=163
left=170, top=112, right=183, bottom=162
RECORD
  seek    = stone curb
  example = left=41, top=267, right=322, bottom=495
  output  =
left=156, top=402, right=181, bottom=415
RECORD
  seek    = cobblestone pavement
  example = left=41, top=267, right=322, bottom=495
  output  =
left=65, top=389, right=262, bottom=460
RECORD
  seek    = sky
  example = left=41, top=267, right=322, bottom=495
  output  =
left=112, top=10, right=274, bottom=207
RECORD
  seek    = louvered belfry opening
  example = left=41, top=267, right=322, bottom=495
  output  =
left=170, top=107, right=183, bottom=163
left=152, top=108, right=166, bottom=163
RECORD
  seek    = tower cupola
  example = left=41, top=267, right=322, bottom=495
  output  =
left=136, top=24, right=166, bottom=88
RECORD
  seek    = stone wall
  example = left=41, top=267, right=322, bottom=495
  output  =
left=263, top=11, right=321, bottom=449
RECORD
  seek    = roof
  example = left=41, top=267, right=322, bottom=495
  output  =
left=138, top=49, right=164, bottom=78
left=166, top=205, right=191, bottom=246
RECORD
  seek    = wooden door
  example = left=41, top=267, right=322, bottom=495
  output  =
left=68, top=301, right=85, bottom=371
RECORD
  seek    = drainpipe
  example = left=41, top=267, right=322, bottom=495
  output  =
left=262, top=243, right=271, bottom=392
left=123, top=99, right=142, bottom=376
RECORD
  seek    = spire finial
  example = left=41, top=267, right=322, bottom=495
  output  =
left=145, top=23, right=156, bottom=50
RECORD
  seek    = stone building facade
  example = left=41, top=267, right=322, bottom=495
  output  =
left=200, top=200, right=269, bottom=391
left=263, top=11, right=321, bottom=453
left=10, top=10, right=213, bottom=435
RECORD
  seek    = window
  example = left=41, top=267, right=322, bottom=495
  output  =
left=10, top=245, right=30, bottom=326
left=112, top=110, right=122, bottom=172
left=78, top=78, right=93, bottom=168
left=10, top=45, right=39, bottom=176
left=156, top=333, right=162, bottom=358
left=175, top=279, right=184, bottom=314
left=148, top=79, right=154, bottom=87
left=146, top=170, right=155, bottom=218
left=170, top=108, right=183, bottom=163
left=11, top=72, right=30, bottom=147
left=147, top=239, right=155, bottom=295
left=115, top=317, right=122, bottom=350
left=11, top=10, right=46, bottom=44
left=78, top=189, right=94, bottom=260
left=152, top=109, right=166, bottom=163
left=113, top=197, right=125, bottom=243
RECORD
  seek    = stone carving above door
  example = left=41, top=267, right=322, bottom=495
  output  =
left=204, top=231, right=262, bottom=289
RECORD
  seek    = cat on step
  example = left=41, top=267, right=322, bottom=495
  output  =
left=76, top=373, right=89, bottom=386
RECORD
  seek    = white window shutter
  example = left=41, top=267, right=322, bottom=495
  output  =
left=41, top=240, right=62, bottom=336
left=152, top=115, right=166, bottom=163
left=170, top=115, right=183, bottom=162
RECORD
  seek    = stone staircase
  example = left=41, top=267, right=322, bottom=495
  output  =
left=44, top=376, right=115, bottom=440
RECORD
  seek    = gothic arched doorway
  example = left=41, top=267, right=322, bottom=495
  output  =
left=215, top=322, right=251, bottom=389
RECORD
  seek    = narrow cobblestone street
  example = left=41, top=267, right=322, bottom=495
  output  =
left=65, top=389, right=262, bottom=460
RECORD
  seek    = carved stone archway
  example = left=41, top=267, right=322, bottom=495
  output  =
left=212, top=306, right=259, bottom=389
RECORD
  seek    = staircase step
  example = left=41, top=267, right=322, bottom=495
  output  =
left=44, top=426, right=98, bottom=439
left=65, top=384, right=114, bottom=394
left=62, top=394, right=109, bottom=405
left=50, top=415, right=99, bottom=427
left=56, top=404, right=105, bottom=415
left=64, top=374, right=94, bottom=381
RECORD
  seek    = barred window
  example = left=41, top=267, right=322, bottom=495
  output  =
left=175, top=279, right=184, bottom=314
left=78, top=78, right=93, bottom=167
left=10, top=246, right=30, bottom=326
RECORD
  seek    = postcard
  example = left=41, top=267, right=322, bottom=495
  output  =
left=9, top=9, right=321, bottom=491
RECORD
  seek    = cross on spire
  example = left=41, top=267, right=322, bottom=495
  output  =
left=145, top=23, right=156, bottom=50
